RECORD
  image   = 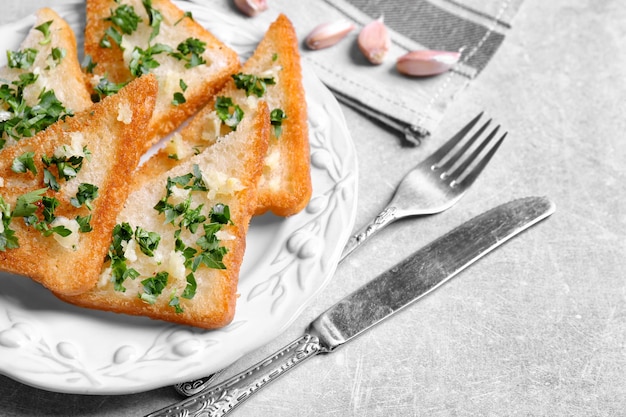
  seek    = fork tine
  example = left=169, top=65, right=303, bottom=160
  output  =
left=437, top=118, right=492, bottom=174
left=452, top=130, right=507, bottom=188
left=448, top=125, right=501, bottom=181
left=424, top=112, right=484, bottom=166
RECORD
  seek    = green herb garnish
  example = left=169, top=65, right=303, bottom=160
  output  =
left=232, top=72, right=275, bottom=97
left=47, top=47, right=66, bottom=68
left=93, top=77, right=128, bottom=101
left=215, top=96, right=244, bottom=131
left=101, top=3, right=142, bottom=48
left=6, top=48, right=38, bottom=70
left=134, top=226, right=161, bottom=257
left=35, top=20, right=53, bottom=45
left=170, top=38, right=206, bottom=68
left=70, top=183, right=99, bottom=210
left=270, top=108, right=287, bottom=138
left=142, top=0, right=163, bottom=42
left=0, top=196, right=18, bottom=251
left=139, top=271, right=169, bottom=304
left=11, top=152, right=38, bottom=175
left=129, top=43, right=172, bottom=77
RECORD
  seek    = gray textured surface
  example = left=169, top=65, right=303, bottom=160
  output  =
left=1, top=0, right=625, bottom=415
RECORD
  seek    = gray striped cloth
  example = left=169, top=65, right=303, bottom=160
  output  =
left=306, top=0, right=524, bottom=144
left=187, top=0, right=523, bottom=145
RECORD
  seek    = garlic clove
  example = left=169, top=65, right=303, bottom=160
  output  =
left=358, top=16, right=390, bottom=65
left=233, top=0, right=268, bottom=17
left=396, top=50, right=461, bottom=77
left=305, top=20, right=356, bottom=50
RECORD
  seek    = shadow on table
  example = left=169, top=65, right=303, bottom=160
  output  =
left=0, top=374, right=181, bottom=416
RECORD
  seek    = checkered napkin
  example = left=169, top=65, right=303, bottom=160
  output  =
left=194, top=0, right=523, bottom=145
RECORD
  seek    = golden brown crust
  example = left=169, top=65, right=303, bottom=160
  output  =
left=0, top=75, right=158, bottom=295
left=135, top=14, right=311, bottom=217
left=84, top=0, right=240, bottom=149
left=58, top=102, right=270, bottom=329
left=251, top=14, right=311, bottom=216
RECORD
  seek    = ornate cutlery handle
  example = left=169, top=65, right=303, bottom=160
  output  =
left=340, top=206, right=398, bottom=261
left=174, top=205, right=400, bottom=398
left=147, top=334, right=324, bottom=417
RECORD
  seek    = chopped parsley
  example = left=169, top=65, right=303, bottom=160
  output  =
left=142, top=0, right=164, bottom=42
left=47, top=47, right=66, bottom=69
left=174, top=11, right=194, bottom=26
left=172, top=79, right=187, bottom=106
left=6, top=48, right=38, bottom=70
left=128, top=43, right=172, bottom=77
left=154, top=166, right=209, bottom=232
left=139, top=271, right=169, bottom=304
left=12, top=188, right=47, bottom=218
left=70, top=183, right=99, bottom=210
left=24, top=195, right=72, bottom=238
left=93, top=77, right=128, bottom=101
left=232, top=72, right=275, bottom=97
left=11, top=152, right=38, bottom=175
left=215, top=96, right=244, bottom=131
left=76, top=214, right=93, bottom=233
left=191, top=221, right=228, bottom=270
left=134, top=226, right=160, bottom=257
left=0, top=79, right=73, bottom=143
left=210, top=203, right=232, bottom=225
left=11, top=189, right=71, bottom=238
left=107, top=223, right=138, bottom=292
left=170, top=38, right=206, bottom=68
left=181, top=272, right=197, bottom=299
left=101, top=3, right=142, bottom=48
left=35, top=20, right=53, bottom=45
left=0, top=196, right=18, bottom=251
left=270, top=108, right=287, bottom=138
left=42, top=148, right=90, bottom=190
left=169, top=272, right=197, bottom=313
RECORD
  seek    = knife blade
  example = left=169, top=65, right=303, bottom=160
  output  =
left=147, top=196, right=555, bottom=417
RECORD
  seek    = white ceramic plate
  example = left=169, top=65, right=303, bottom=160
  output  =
left=0, top=1, right=357, bottom=394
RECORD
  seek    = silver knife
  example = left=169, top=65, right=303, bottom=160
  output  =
left=146, top=196, right=555, bottom=417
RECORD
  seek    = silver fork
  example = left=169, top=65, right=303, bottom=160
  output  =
left=174, top=111, right=506, bottom=397
left=340, top=111, right=506, bottom=261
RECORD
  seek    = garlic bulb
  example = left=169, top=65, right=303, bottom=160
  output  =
left=357, top=17, right=390, bottom=65
left=233, top=0, right=268, bottom=17
left=305, top=20, right=355, bottom=50
left=396, top=50, right=461, bottom=77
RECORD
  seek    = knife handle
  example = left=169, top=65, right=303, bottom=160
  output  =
left=146, top=334, right=324, bottom=417
left=341, top=206, right=398, bottom=261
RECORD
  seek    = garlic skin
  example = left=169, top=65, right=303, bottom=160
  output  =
left=358, top=17, right=390, bottom=65
left=233, top=0, right=268, bottom=17
left=396, top=50, right=461, bottom=77
left=305, top=20, right=356, bottom=50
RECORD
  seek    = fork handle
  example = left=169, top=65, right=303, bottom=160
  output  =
left=340, top=206, right=398, bottom=262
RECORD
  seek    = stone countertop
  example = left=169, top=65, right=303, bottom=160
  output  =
left=0, top=0, right=624, bottom=416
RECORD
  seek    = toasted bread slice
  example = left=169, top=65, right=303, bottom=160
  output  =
left=0, top=74, right=157, bottom=295
left=134, top=14, right=311, bottom=216
left=84, top=0, right=240, bottom=149
left=0, top=8, right=92, bottom=148
left=58, top=101, right=270, bottom=329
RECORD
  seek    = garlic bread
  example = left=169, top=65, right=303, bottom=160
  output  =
left=84, top=0, right=240, bottom=149
left=0, top=74, right=157, bottom=295
left=58, top=101, right=270, bottom=329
